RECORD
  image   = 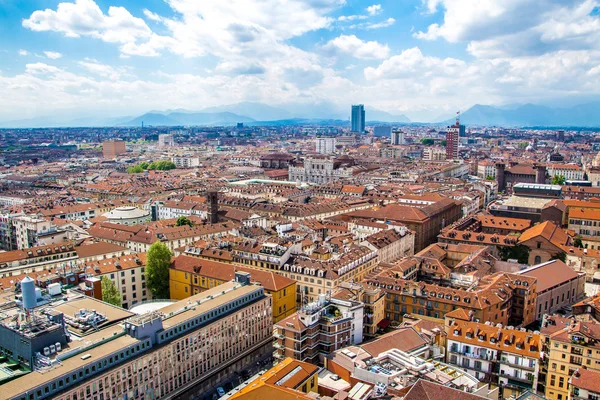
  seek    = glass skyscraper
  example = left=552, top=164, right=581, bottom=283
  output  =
left=351, top=104, right=365, bottom=133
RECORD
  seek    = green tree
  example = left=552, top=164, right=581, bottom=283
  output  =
left=146, top=241, right=172, bottom=299
left=486, top=175, right=495, bottom=181
left=551, top=174, right=566, bottom=185
left=420, top=138, right=435, bottom=146
left=498, top=244, right=531, bottom=264
left=101, top=276, right=122, bottom=307
left=176, top=216, right=193, bottom=227
left=574, top=236, right=584, bottom=248
left=440, top=140, right=447, bottom=147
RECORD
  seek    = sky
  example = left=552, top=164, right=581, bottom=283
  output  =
left=0, top=0, right=600, bottom=122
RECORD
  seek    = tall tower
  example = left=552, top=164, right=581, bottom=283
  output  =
left=351, top=104, right=365, bottom=133
left=445, top=111, right=461, bottom=160
left=207, top=191, right=219, bottom=224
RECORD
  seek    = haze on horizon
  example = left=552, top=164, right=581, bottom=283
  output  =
left=1, top=0, right=600, bottom=123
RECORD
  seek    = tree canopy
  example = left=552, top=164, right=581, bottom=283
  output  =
left=551, top=174, right=566, bottom=185
left=127, top=160, right=176, bottom=174
left=176, top=216, right=194, bottom=227
left=420, top=138, right=435, bottom=146
left=146, top=241, right=172, bottom=299
left=101, top=276, right=122, bottom=307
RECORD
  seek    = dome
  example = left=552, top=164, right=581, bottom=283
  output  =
left=102, top=206, right=150, bottom=225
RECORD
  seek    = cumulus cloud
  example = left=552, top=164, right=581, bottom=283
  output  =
left=366, top=4, right=382, bottom=15
left=18, top=49, right=28, bottom=56
left=414, top=0, right=600, bottom=58
left=322, top=34, right=389, bottom=59
left=44, top=51, right=62, bottom=59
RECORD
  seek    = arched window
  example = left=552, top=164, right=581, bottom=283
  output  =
left=534, top=255, right=542, bottom=264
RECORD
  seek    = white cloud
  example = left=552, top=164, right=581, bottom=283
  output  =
left=338, top=14, right=367, bottom=21
left=350, top=17, right=395, bottom=30
left=22, top=0, right=168, bottom=57
left=143, top=9, right=162, bottom=22
left=366, top=4, right=382, bottom=15
left=414, top=0, right=600, bottom=58
left=79, top=59, right=125, bottom=80
left=364, top=47, right=466, bottom=80
left=44, top=51, right=62, bottom=59
left=322, top=34, right=389, bottom=59
left=25, top=63, right=63, bottom=75
left=18, top=49, right=28, bottom=56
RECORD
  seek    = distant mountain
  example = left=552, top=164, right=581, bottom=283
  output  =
left=199, top=102, right=293, bottom=121
left=367, top=108, right=411, bottom=123
left=441, top=102, right=600, bottom=127
left=0, top=115, right=134, bottom=128
left=122, top=111, right=255, bottom=126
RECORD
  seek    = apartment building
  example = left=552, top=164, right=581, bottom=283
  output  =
left=3, top=275, right=272, bottom=400
left=568, top=208, right=600, bottom=249
left=542, top=315, right=600, bottom=400
left=360, top=228, right=414, bottom=263
left=445, top=309, right=541, bottom=396
left=169, top=254, right=296, bottom=322
left=548, top=164, right=584, bottom=181
left=101, top=140, right=126, bottom=158
left=274, top=294, right=363, bottom=365
left=81, top=253, right=150, bottom=309
left=569, top=368, right=600, bottom=400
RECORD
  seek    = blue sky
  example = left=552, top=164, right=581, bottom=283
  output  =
left=1, top=0, right=599, bottom=122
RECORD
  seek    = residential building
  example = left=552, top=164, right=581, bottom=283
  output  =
left=569, top=367, right=600, bottom=400
left=315, top=137, right=336, bottom=154
left=230, top=357, right=319, bottom=398
left=518, top=221, right=571, bottom=265
left=169, top=254, right=296, bottom=322
left=548, top=164, right=584, bottom=181
left=390, top=129, right=404, bottom=145
left=274, top=294, right=363, bottom=364
left=446, top=121, right=461, bottom=160
left=423, top=147, right=447, bottom=161
left=12, top=215, right=55, bottom=249
left=172, top=155, right=200, bottom=168
left=101, top=140, right=126, bottom=158
left=542, top=315, right=600, bottom=400
left=158, top=133, right=174, bottom=147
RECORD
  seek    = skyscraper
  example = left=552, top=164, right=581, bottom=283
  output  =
left=446, top=121, right=460, bottom=160
left=391, top=130, right=405, bottom=145
left=351, top=104, right=365, bottom=133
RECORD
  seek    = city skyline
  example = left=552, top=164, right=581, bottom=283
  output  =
left=1, top=0, right=600, bottom=123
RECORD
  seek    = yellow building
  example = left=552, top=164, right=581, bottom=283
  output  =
left=230, top=357, right=319, bottom=399
left=543, top=315, right=600, bottom=400
left=170, top=254, right=296, bottom=322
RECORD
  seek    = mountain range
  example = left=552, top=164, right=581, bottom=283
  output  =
left=439, top=102, right=600, bottom=127
left=2, top=100, right=600, bottom=128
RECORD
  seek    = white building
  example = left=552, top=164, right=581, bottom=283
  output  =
left=315, top=137, right=336, bottom=154
left=289, top=156, right=358, bottom=184
left=477, top=161, right=497, bottom=179
left=547, top=164, right=584, bottom=180
left=172, top=155, right=200, bottom=168
left=102, top=206, right=151, bottom=226
left=12, top=215, right=56, bottom=250
left=158, top=134, right=175, bottom=147
left=390, top=130, right=405, bottom=145
left=423, top=147, right=447, bottom=161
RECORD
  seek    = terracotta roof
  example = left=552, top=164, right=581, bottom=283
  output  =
left=404, top=379, right=487, bottom=400
left=518, top=221, right=569, bottom=247
left=570, top=368, right=600, bottom=393
left=360, top=327, right=427, bottom=356
left=75, top=242, right=129, bottom=258
left=518, top=259, right=582, bottom=293
left=569, top=207, right=600, bottom=221
left=171, top=254, right=294, bottom=292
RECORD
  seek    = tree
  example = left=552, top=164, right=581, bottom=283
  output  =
left=498, top=244, right=530, bottom=264
left=440, top=140, right=447, bottom=147
left=176, top=216, right=193, bottom=227
left=486, top=175, right=495, bottom=181
left=420, top=138, right=434, bottom=146
left=574, top=236, right=584, bottom=248
left=551, top=174, right=566, bottom=185
left=146, top=241, right=172, bottom=299
left=101, top=276, right=122, bottom=307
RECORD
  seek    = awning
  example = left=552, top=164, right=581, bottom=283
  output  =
left=377, top=319, right=391, bottom=329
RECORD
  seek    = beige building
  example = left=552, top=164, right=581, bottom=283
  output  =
left=101, top=140, right=126, bottom=158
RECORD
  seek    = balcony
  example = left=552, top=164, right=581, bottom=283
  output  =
left=500, top=358, right=536, bottom=371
